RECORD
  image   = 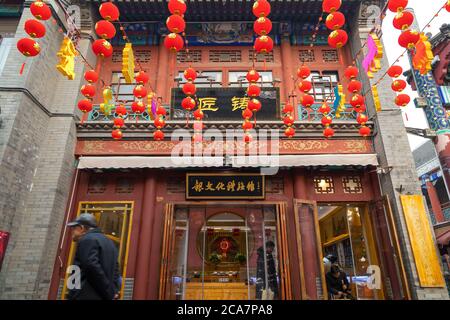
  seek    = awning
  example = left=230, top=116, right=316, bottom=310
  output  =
left=77, top=154, right=378, bottom=169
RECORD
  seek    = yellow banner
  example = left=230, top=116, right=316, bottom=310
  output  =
left=400, top=195, right=445, bottom=288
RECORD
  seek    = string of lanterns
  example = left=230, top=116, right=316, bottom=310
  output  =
left=323, top=0, right=348, bottom=49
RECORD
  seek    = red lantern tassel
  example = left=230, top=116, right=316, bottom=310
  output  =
left=19, top=62, right=26, bottom=75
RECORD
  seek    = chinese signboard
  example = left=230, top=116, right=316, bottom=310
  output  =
left=0, top=231, right=10, bottom=272
left=171, top=87, right=280, bottom=120
left=186, top=173, right=265, bottom=200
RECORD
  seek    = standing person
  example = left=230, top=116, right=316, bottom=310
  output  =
left=66, top=214, right=121, bottom=300
left=256, top=241, right=279, bottom=300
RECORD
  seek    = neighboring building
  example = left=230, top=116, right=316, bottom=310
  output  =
left=0, top=0, right=449, bottom=301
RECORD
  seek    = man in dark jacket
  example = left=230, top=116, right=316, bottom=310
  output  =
left=256, top=241, right=278, bottom=300
left=66, top=213, right=120, bottom=300
left=326, top=264, right=354, bottom=300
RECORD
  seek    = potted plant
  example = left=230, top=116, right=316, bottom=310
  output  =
left=235, top=252, right=246, bottom=265
left=208, top=252, right=222, bottom=267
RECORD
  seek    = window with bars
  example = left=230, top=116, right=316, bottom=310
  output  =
left=111, top=49, right=151, bottom=63
left=228, top=71, right=274, bottom=87
left=249, top=49, right=275, bottom=63
left=299, top=50, right=316, bottom=63
left=177, top=50, right=202, bottom=63
left=322, top=49, right=339, bottom=63
left=209, top=50, right=242, bottom=63
left=176, top=71, right=223, bottom=88
left=111, top=71, right=139, bottom=102
left=307, top=71, right=339, bottom=102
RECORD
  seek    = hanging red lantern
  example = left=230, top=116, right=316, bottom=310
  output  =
left=115, top=105, right=128, bottom=117
left=359, top=126, right=371, bottom=137
left=154, top=117, right=166, bottom=129
left=395, top=93, right=411, bottom=107
left=17, top=38, right=40, bottom=57
left=95, top=20, right=116, bottom=39
left=392, top=79, right=407, bottom=92
left=298, top=80, right=312, bottom=93
left=388, top=0, right=408, bottom=13
left=350, top=94, right=365, bottom=108
left=353, top=104, right=367, bottom=113
left=153, top=130, right=165, bottom=141
left=156, top=106, right=167, bottom=116
left=78, top=99, right=93, bottom=113
left=347, top=80, right=362, bottom=93
left=357, top=114, right=369, bottom=125
left=246, top=69, right=260, bottom=83
left=325, top=12, right=346, bottom=30
left=323, top=127, right=335, bottom=138
left=253, top=0, right=271, bottom=17
left=166, top=14, right=186, bottom=34
left=283, top=116, right=295, bottom=126
left=322, top=0, right=342, bottom=13
left=112, top=129, right=123, bottom=140
left=181, top=97, right=196, bottom=111
left=113, top=117, right=125, bottom=129
left=297, top=65, right=311, bottom=79
left=300, top=94, right=315, bottom=108
left=24, top=19, right=46, bottom=38
left=248, top=99, right=262, bottom=112
left=182, top=82, right=197, bottom=96
left=80, top=84, right=96, bottom=98
left=247, top=84, right=261, bottom=97
left=30, top=1, right=51, bottom=20
left=254, top=17, right=272, bottom=36
left=131, top=101, right=146, bottom=114
left=322, top=116, right=333, bottom=127
left=184, top=68, right=197, bottom=81
left=398, top=30, right=420, bottom=49
left=387, top=65, right=403, bottom=78
left=318, top=103, right=331, bottom=114
left=242, top=120, right=254, bottom=131
left=135, top=71, right=149, bottom=85
left=193, top=109, right=204, bottom=120
left=285, top=127, right=295, bottom=138
left=344, top=66, right=359, bottom=79
left=282, top=103, right=294, bottom=114
left=99, top=2, right=120, bottom=21
left=168, top=0, right=187, bottom=15
left=164, top=33, right=184, bottom=52
left=133, top=85, right=147, bottom=99
left=244, top=133, right=253, bottom=143
left=328, top=29, right=348, bottom=48
left=242, top=108, right=253, bottom=120
left=445, top=0, right=450, bottom=13
left=254, top=35, right=273, bottom=53
left=393, top=11, right=414, bottom=30
left=92, top=39, right=113, bottom=58
left=84, top=70, right=98, bottom=83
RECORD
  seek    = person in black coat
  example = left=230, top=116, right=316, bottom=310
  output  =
left=256, top=241, right=278, bottom=300
left=66, top=214, right=121, bottom=300
left=326, top=264, right=354, bottom=300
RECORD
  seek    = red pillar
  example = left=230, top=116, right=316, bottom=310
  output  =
left=280, top=37, right=296, bottom=118
left=156, top=42, right=170, bottom=103
left=426, top=179, right=445, bottom=223
left=133, top=170, right=157, bottom=299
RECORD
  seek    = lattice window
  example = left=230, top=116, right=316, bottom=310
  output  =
left=342, top=176, right=363, bottom=194
left=115, top=178, right=135, bottom=193
left=266, top=177, right=284, bottom=194
left=112, top=50, right=121, bottom=63
left=135, top=49, right=151, bottom=63
left=313, top=176, right=335, bottom=194
left=87, top=176, right=107, bottom=194
left=299, top=50, right=316, bottom=62
left=177, top=50, right=202, bottom=63
left=249, top=49, right=275, bottom=63
left=209, top=50, right=242, bottom=63
left=322, top=49, right=339, bottom=63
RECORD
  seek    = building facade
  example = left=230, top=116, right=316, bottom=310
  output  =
left=0, top=0, right=449, bottom=300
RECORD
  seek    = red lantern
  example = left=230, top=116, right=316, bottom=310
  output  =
left=325, top=12, right=346, bottom=30
left=242, top=120, right=254, bottom=131
left=24, top=19, right=46, bottom=38
left=166, top=15, right=186, bottom=34
left=181, top=97, right=196, bottom=111
left=154, top=117, right=166, bottom=129
left=193, top=109, right=204, bottom=120
left=283, top=116, right=295, bottom=126
left=285, top=127, right=295, bottom=138
left=359, top=126, right=371, bottom=137
left=84, top=70, right=98, bottom=83
left=322, top=116, right=333, bottom=127
left=114, top=117, right=125, bottom=129
left=357, top=114, right=369, bottom=125
left=164, top=33, right=184, bottom=52
left=135, top=71, right=149, bottom=85
left=168, top=0, right=187, bottom=15
left=244, top=133, right=253, bottom=143
left=133, top=85, right=147, bottom=99
left=115, top=105, right=128, bottom=117
left=301, top=94, right=315, bottom=108
left=347, top=80, right=362, bottom=93
left=254, top=17, right=272, bottom=36
left=344, top=66, right=359, bottom=79
left=445, top=1, right=450, bottom=13
left=324, top=127, right=335, bottom=138
left=156, top=106, right=167, bottom=116
left=153, top=130, right=165, bottom=141
left=387, top=65, right=403, bottom=78
left=95, top=20, right=116, bottom=39
left=395, top=93, right=411, bottom=107
left=99, top=2, right=120, bottom=21
left=80, top=84, right=96, bottom=98
left=30, top=1, right=51, bottom=20
left=248, top=99, right=262, bottom=112
left=246, top=69, right=260, bottom=83
left=392, top=79, right=407, bottom=92
left=131, top=101, right=146, bottom=114
left=17, top=38, right=40, bottom=57
left=319, top=103, right=331, bottom=114
left=297, top=65, right=311, bottom=79
left=247, top=84, right=261, bottom=98
left=184, top=68, right=197, bottom=81
left=112, top=129, right=123, bottom=140
left=92, top=39, right=113, bottom=58
left=350, top=94, right=365, bottom=108
left=393, top=11, right=414, bottom=30
left=242, top=108, right=253, bottom=120
left=398, top=30, right=420, bottom=49
left=353, top=104, right=367, bottom=113
left=282, top=104, right=294, bottom=114
left=328, top=29, right=348, bottom=48
left=182, top=82, right=197, bottom=96
left=78, top=99, right=93, bottom=113
left=254, top=35, right=273, bottom=53
left=388, top=0, right=408, bottom=13
left=252, top=0, right=271, bottom=17
left=323, top=0, right=342, bottom=13
left=298, top=80, right=312, bottom=93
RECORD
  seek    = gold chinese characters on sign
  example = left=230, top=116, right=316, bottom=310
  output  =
left=56, top=37, right=78, bottom=80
